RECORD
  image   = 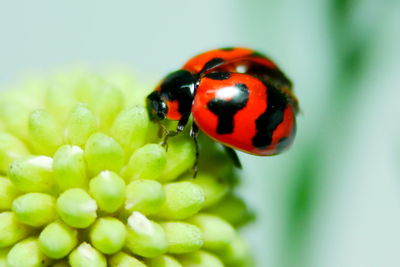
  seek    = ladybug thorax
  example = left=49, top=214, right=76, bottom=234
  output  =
left=146, top=70, right=197, bottom=121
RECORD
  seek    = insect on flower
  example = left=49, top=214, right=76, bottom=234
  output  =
left=146, top=47, right=299, bottom=175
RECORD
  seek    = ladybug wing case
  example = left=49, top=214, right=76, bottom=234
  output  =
left=192, top=72, right=296, bottom=156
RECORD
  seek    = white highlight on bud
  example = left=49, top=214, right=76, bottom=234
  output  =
left=70, top=145, right=83, bottom=155
left=99, top=170, right=112, bottom=180
left=128, top=211, right=154, bottom=235
left=78, top=242, right=96, bottom=261
left=27, top=156, right=53, bottom=169
left=82, top=199, right=98, bottom=213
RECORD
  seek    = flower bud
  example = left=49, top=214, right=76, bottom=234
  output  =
left=0, top=176, right=20, bottom=211
left=69, top=242, right=106, bottom=267
left=217, top=235, right=254, bottom=267
left=188, top=213, right=235, bottom=251
left=45, top=82, right=76, bottom=123
left=84, top=133, right=124, bottom=176
left=39, top=221, right=78, bottom=259
left=57, top=188, right=97, bottom=228
left=178, top=250, right=224, bottom=267
left=157, top=182, right=204, bottom=220
left=89, top=171, right=125, bottom=213
left=161, top=222, right=203, bottom=254
left=160, top=137, right=195, bottom=182
left=126, top=211, right=168, bottom=258
left=0, top=133, right=29, bottom=173
left=64, top=103, right=97, bottom=146
left=146, top=255, right=182, bottom=267
left=53, top=145, right=88, bottom=190
left=124, top=179, right=165, bottom=215
left=89, top=217, right=126, bottom=254
left=8, top=156, right=55, bottom=193
left=109, top=252, right=146, bottom=267
left=121, top=144, right=166, bottom=181
left=12, top=193, right=57, bottom=227
left=206, top=194, right=254, bottom=227
left=186, top=173, right=229, bottom=208
left=29, top=109, right=63, bottom=155
left=111, top=106, right=149, bottom=156
left=7, top=238, right=51, bottom=267
left=0, top=212, right=30, bottom=248
left=92, top=86, right=124, bottom=131
left=0, top=247, right=10, bottom=266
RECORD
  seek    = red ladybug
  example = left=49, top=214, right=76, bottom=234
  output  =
left=147, top=47, right=298, bottom=171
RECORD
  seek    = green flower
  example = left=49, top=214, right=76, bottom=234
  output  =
left=0, top=69, right=253, bottom=266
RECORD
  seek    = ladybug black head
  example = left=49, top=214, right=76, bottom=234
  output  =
left=146, top=90, right=167, bottom=121
left=147, top=70, right=197, bottom=121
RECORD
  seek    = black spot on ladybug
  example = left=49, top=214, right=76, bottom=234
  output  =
left=207, top=83, right=249, bottom=134
left=252, top=83, right=287, bottom=150
left=201, top=58, right=225, bottom=73
left=220, top=47, right=235, bottom=51
left=204, top=72, right=231, bottom=80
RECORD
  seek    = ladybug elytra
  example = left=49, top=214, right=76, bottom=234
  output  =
left=146, top=47, right=299, bottom=173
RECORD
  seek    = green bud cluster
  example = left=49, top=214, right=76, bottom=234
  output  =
left=0, top=69, right=254, bottom=266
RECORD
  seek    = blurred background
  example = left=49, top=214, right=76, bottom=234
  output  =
left=1, top=0, right=399, bottom=266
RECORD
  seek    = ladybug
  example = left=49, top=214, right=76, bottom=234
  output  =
left=146, top=47, right=298, bottom=173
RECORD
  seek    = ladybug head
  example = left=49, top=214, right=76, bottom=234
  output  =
left=146, top=70, right=196, bottom=121
left=146, top=90, right=167, bottom=121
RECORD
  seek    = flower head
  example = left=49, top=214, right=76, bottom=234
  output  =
left=0, top=69, right=253, bottom=266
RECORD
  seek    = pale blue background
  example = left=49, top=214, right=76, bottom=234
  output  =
left=1, top=1, right=400, bottom=266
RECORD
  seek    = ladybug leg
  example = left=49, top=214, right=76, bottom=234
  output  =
left=223, top=146, right=242, bottom=169
left=160, top=113, right=190, bottom=150
left=190, top=122, right=200, bottom=178
left=176, top=113, right=190, bottom=132
left=158, top=122, right=174, bottom=151
left=157, top=121, right=167, bottom=138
